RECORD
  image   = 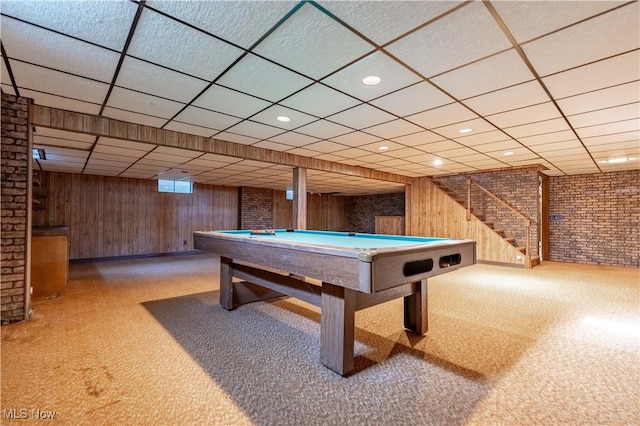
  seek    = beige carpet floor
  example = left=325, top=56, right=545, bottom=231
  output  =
left=1, top=254, right=638, bottom=425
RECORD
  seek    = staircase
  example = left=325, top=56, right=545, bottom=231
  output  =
left=32, top=162, right=47, bottom=212
left=431, top=177, right=540, bottom=268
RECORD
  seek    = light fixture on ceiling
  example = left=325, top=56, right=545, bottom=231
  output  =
left=277, top=116, right=291, bottom=122
left=32, top=148, right=46, bottom=160
left=433, top=159, right=443, bottom=166
left=361, top=76, right=381, bottom=86
left=458, top=128, right=472, bottom=134
left=378, top=145, right=389, bottom=151
left=503, top=151, right=514, bottom=156
left=603, top=157, right=631, bottom=164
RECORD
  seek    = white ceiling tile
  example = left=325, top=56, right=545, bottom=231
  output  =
left=20, top=89, right=101, bottom=115
left=92, top=145, right=147, bottom=159
left=370, top=82, right=454, bottom=117
left=406, top=103, right=478, bottom=129
left=128, top=8, right=244, bottom=81
left=532, top=140, right=584, bottom=153
left=493, top=1, right=627, bottom=44
left=329, top=131, right=382, bottom=148
left=432, top=49, right=535, bottom=99
left=487, top=103, right=562, bottom=129
left=251, top=105, right=318, bottom=129
left=146, top=0, right=298, bottom=49
left=11, top=61, right=109, bottom=104
left=386, top=1, right=512, bottom=77
left=302, top=140, right=349, bottom=154
left=34, top=135, right=93, bottom=150
left=582, top=131, right=639, bottom=147
left=172, top=106, right=241, bottom=132
left=102, top=107, right=167, bottom=128
left=106, top=87, right=184, bottom=119
left=542, top=51, right=640, bottom=99
left=557, top=81, right=640, bottom=116
left=1, top=17, right=119, bottom=82
left=250, top=140, right=293, bottom=151
left=319, top=0, right=464, bottom=46
left=116, top=56, right=209, bottom=103
left=363, top=119, right=424, bottom=139
left=414, top=140, right=463, bottom=153
left=391, top=131, right=445, bottom=147
left=0, top=0, right=137, bottom=50
left=474, top=140, right=523, bottom=153
left=328, top=104, right=396, bottom=130
left=224, top=120, right=285, bottom=140
left=217, top=53, right=313, bottom=103
left=253, top=3, right=373, bottom=80
left=193, top=84, right=272, bottom=118
left=281, top=83, right=360, bottom=118
left=454, top=130, right=511, bottom=147
left=586, top=140, right=639, bottom=152
left=39, top=161, right=84, bottom=173
left=436, top=147, right=478, bottom=159
left=575, top=118, right=640, bottom=138
left=518, top=130, right=577, bottom=146
left=522, top=2, right=639, bottom=75
left=463, top=80, right=551, bottom=116
left=295, top=119, right=353, bottom=140
left=321, top=50, right=421, bottom=101
left=358, top=141, right=407, bottom=155
left=432, top=118, right=499, bottom=139
left=505, top=118, right=571, bottom=139
left=0, top=83, right=16, bottom=97
left=37, top=146, right=89, bottom=162
left=568, top=103, right=640, bottom=129
left=267, top=131, right=319, bottom=148
left=213, top=132, right=261, bottom=146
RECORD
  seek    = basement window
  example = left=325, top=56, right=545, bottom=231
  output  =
left=158, top=179, right=193, bottom=194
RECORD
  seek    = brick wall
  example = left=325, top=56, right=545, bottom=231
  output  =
left=346, top=192, right=405, bottom=233
left=438, top=167, right=540, bottom=256
left=549, top=170, right=639, bottom=267
left=1, top=93, right=31, bottom=324
left=239, top=186, right=273, bottom=229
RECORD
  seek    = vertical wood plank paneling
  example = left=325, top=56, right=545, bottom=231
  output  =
left=409, top=177, right=524, bottom=266
left=273, top=190, right=293, bottom=229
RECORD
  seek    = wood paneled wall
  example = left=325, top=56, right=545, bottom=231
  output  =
left=408, top=177, right=525, bottom=266
left=33, top=172, right=238, bottom=260
left=273, top=190, right=348, bottom=231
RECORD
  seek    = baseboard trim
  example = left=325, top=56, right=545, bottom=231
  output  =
left=477, top=260, right=525, bottom=269
left=69, top=250, right=206, bottom=264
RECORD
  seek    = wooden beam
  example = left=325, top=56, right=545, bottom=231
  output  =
left=293, top=167, right=307, bottom=230
left=32, top=104, right=412, bottom=185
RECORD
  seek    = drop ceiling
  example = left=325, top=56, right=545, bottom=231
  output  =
left=1, top=0, right=638, bottom=195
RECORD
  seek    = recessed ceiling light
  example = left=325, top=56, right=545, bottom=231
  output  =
left=378, top=145, right=389, bottom=151
left=459, top=128, right=472, bottom=134
left=503, top=151, right=514, bottom=156
left=606, top=157, right=629, bottom=164
left=433, top=159, right=443, bottom=166
left=277, top=116, right=291, bottom=122
left=361, top=76, right=381, bottom=86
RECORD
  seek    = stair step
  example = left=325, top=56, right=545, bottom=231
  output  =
left=530, top=256, right=540, bottom=266
left=484, top=221, right=493, bottom=228
left=493, top=229, right=505, bottom=235
left=504, top=237, right=516, bottom=244
left=516, top=246, right=526, bottom=253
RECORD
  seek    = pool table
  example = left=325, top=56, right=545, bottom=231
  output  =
left=193, top=229, right=476, bottom=375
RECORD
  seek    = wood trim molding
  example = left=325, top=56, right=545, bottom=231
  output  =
left=32, top=104, right=413, bottom=185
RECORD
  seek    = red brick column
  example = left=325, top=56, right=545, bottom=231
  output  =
left=1, top=93, right=32, bottom=324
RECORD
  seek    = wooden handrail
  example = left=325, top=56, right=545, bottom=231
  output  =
left=468, top=178, right=535, bottom=224
left=467, top=177, right=535, bottom=257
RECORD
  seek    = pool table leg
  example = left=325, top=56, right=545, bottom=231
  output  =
left=219, top=256, right=234, bottom=310
left=404, top=279, right=428, bottom=335
left=320, top=282, right=356, bottom=375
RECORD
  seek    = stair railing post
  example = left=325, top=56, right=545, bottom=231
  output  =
left=525, top=219, right=531, bottom=257
left=466, top=177, right=471, bottom=221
